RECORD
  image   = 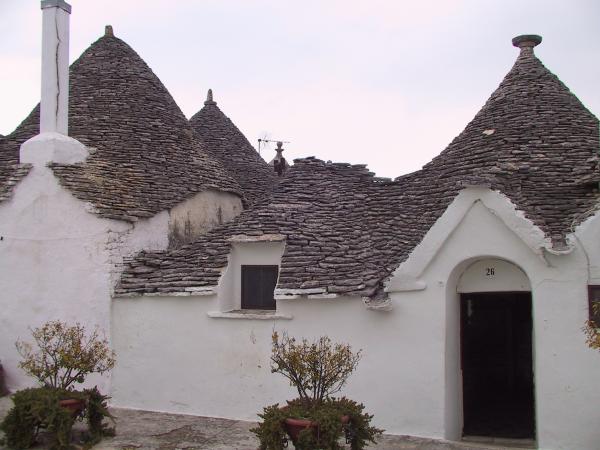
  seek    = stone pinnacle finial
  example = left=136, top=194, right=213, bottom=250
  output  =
left=204, top=89, right=217, bottom=106
left=512, top=34, right=542, bottom=50
left=273, top=142, right=287, bottom=176
left=105, top=25, right=114, bottom=37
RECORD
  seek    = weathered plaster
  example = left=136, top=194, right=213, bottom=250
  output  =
left=574, top=207, right=600, bottom=283
left=168, top=189, right=242, bottom=246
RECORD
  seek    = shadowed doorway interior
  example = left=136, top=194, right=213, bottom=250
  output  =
left=461, top=292, right=535, bottom=439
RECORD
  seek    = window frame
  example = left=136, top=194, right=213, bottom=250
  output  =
left=241, top=265, right=279, bottom=310
left=589, top=285, right=600, bottom=325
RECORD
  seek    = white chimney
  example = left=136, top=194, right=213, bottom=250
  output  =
left=40, top=0, right=71, bottom=135
left=20, top=1, right=88, bottom=166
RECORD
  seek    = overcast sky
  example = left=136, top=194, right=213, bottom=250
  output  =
left=1, top=0, right=599, bottom=179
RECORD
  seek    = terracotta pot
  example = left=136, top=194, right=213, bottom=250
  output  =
left=283, top=415, right=350, bottom=443
left=59, top=398, right=86, bottom=417
left=283, top=417, right=317, bottom=442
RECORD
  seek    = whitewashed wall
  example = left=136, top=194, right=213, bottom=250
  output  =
left=111, top=188, right=600, bottom=450
left=418, top=200, right=600, bottom=450
left=0, top=156, right=169, bottom=392
left=0, top=127, right=247, bottom=393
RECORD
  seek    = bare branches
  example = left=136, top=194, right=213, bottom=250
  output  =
left=15, top=320, right=116, bottom=390
left=270, top=331, right=361, bottom=405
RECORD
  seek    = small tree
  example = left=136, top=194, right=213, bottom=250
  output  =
left=16, top=320, right=116, bottom=390
left=270, top=331, right=361, bottom=405
left=253, top=332, right=381, bottom=449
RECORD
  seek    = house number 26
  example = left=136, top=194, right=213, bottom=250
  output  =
left=486, top=267, right=495, bottom=277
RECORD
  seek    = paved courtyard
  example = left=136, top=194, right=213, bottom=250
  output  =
left=0, top=396, right=535, bottom=450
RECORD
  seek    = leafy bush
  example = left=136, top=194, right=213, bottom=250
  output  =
left=251, top=397, right=383, bottom=450
left=83, top=386, right=115, bottom=445
left=0, top=387, right=80, bottom=449
left=0, top=387, right=115, bottom=450
left=16, top=320, right=115, bottom=390
left=270, top=331, right=361, bottom=405
left=251, top=403, right=288, bottom=450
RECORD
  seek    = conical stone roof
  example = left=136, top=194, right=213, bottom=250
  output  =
left=0, top=30, right=242, bottom=221
left=117, top=35, right=599, bottom=300
left=189, top=90, right=278, bottom=206
left=419, top=35, right=599, bottom=244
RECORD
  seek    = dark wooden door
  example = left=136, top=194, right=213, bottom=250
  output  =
left=241, top=265, right=278, bottom=310
left=461, top=292, right=535, bottom=439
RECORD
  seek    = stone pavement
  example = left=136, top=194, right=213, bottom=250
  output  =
left=0, top=396, right=535, bottom=450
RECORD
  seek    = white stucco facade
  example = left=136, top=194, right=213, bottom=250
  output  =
left=0, top=143, right=171, bottom=392
left=111, top=188, right=600, bottom=450
left=0, top=136, right=244, bottom=393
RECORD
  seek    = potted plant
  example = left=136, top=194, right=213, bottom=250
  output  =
left=0, top=320, right=116, bottom=449
left=251, top=331, right=383, bottom=450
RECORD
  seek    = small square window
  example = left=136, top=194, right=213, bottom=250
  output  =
left=589, top=286, right=600, bottom=325
left=241, top=265, right=278, bottom=310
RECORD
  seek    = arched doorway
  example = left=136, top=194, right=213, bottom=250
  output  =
left=457, top=259, right=535, bottom=440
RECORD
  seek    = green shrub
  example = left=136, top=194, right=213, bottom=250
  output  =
left=251, top=397, right=383, bottom=450
left=83, top=386, right=115, bottom=446
left=0, top=387, right=80, bottom=450
left=0, top=386, right=116, bottom=450
left=251, top=403, right=288, bottom=450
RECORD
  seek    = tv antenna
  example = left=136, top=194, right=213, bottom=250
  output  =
left=257, top=137, right=290, bottom=155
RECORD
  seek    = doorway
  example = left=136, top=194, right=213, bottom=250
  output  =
left=461, top=292, right=535, bottom=439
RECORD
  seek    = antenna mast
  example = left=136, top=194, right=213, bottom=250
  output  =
left=258, top=138, right=290, bottom=155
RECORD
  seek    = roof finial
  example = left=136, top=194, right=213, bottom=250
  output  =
left=105, top=25, right=114, bottom=37
left=271, top=142, right=289, bottom=177
left=204, top=89, right=216, bottom=106
left=512, top=34, right=542, bottom=51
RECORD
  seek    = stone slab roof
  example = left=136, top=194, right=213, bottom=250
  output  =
left=116, top=37, right=599, bottom=300
left=0, top=32, right=242, bottom=221
left=0, top=110, right=36, bottom=201
left=189, top=91, right=278, bottom=206
left=419, top=41, right=599, bottom=245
